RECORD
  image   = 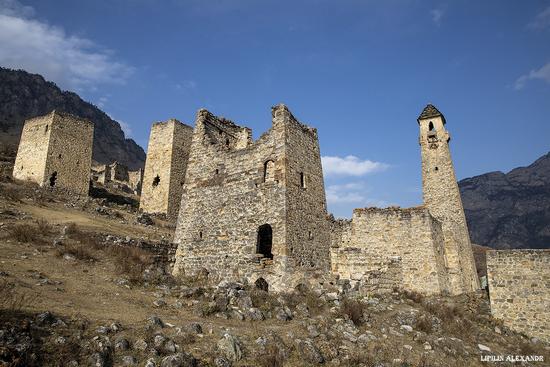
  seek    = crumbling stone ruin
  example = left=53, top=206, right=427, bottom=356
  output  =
left=330, top=207, right=448, bottom=295
left=140, top=119, right=193, bottom=219
left=92, top=161, right=143, bottom=194
left=12, top=110, right=94, bottom=196
left=168, top=104, right=479, bottom=295
left=331, top=105, right=479, bottom=296
left=172, top=105, right=331, bottom=290
left=487, top=249, right=550, bottom=343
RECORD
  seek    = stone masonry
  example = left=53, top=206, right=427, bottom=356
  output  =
left=172, top=104, right=331, bottom=290
left=486, top=250, right=550, bottom=343
left=140, top=119, right=193, bottom=219
left=331, top=207, right=449, bottom=295
left=330, top=104, right=479, bottom=296
left=418, top=105, right=480, bottom=294
left=13, top=110, right=94, bottom=196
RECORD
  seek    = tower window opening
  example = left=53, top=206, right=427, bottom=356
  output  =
left=215, top=168, right=219, bottom=175
left=49, top=171, right=58, bottom=187
left=300, top=172, right=306, bottom=188
left=308, top=231, right=313, bottom=240
left=263, top=160, right=275, bottom=182
left=256, top=224, right=273, bottom=259
left=435, top=167, right=439, bottom=171
left=225, top=138, right=230, bottom=147
left=199, top=231, right=203, bottom=239
left=45, top=125, right=49, bottom=133
left=428, top=121, right=435, bottom=131
left=152, top=175, right=160, bottom=186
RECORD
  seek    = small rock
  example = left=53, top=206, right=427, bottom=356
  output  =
left=122, top=355, right=137, bottom=366
left=404, top=344, right=413, bottom=351
left=154, top=299, right=167, bottom=308
left=96, top=326, right=111, bottom=334
left=137, top=213, right=154, bottom=226
left=296, top=339, right=324, bottom=364
left=400, top=325, right=413, bottom=333
left=217, top=333, right=242, bottom=362
left=115, top=338, right=130, bottom=351
left=160, top=353, right=197, bottom=367
left=424, top=342, right=432, bottom=351
left=110, top=322, right=122, bottom=332
left=214, top=357, right=231, bottom=367
left=134, top=338, right=148, bottom=351
left=148, top=315, right=165, bottom=328
left=494, top=326, right=501, bottom=334
left=186, top=322, right=202, bottom=334
left=55, top=336, right=67, bottom=344
left=145, top=358, right=157, bottom=367
left=478, top=344, right=491, bottom=352
left=63, top=254, right=76, bottom=261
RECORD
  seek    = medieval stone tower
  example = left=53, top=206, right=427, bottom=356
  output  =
left=418, top=104, right=479, bottom=294
left=140, top=119, right=193, bottom=219
left=172, top=104, right=331, bottom=290
left=13, top=110, right=94, bottom=196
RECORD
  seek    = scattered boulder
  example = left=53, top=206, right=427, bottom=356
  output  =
left=217, top=333, right=242, bottom=362
left=160, top=353, right=197, bottom=367
left=296, top=339, right=324, bottom=364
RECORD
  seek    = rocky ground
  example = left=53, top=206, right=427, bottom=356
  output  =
left=0, top=177, right=549, bottom=367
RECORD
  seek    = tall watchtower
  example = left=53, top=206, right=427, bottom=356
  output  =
left=418, top=104, right=479, bottom=294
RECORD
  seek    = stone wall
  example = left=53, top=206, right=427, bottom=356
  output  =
left=173, top=104, right=331, bottom=290
left=418, top=106, right=479, bottom=294
left=487, top=250, right=550, bottom=343
left=140, top=119, right=193, bottom=219
left=13, top=111, right=94, bottom=195
left=13, top=114, right=51, bottom=185
left=109, top=162, right=129, bottom=182
left=331, top=207, right=449, bottom=295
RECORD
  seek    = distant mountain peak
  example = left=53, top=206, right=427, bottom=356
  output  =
left=0, top=67, right=145, bottom=170
left=459, top=152, right=550, bottom=250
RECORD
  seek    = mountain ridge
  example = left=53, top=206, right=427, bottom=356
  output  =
left=459, top=152, right=550, bottom=250
left=0, top=67, right=145, bottom=170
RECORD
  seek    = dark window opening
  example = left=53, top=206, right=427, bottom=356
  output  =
left=152, top=175, right=160, bottom=186
left=49, top=171, right=57, bottom=187
left=199, top=231, right=203, bottom=239
left=58, top=154, right=62, bottom=159
left=308, top=231, right=313, bottom=240
left=300, top=172, right=306, bottom=188
left=255, top=277, right=269, bottom=292
left=428, top=121, right=435, bottom=131
left=215, top=169, right=219, bottom=175
left=45, top=125, right=48, bottom=133
left=256, top=224, right=273, bottom=259
left=263, top=160, right=275, bottom=182
left=225, top=138, right=230, bottom=147
left=435, top=167, right=439, bottom=171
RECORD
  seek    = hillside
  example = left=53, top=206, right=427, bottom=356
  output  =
left=0, top=68, right=145, bottom=170
left=1, top=179, right=547, bottom=366
left=459, top=152, right=550, bottom=250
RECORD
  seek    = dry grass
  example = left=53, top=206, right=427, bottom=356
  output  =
left=7, top=223, right=45, bottom=244
left=340, top=297, right=365, bottom=326
left=257, top=344, right=286, bottom=367
left=415, top=314, right=434, bottom=334
left=281, top=284, right=325, bottom=316
left=65, top=223, right=103, bottom=250
left=0, top=280, right=36, bottom=311
left=55, top=243, right=96, bottom=261
left=108, top=246, right=153, bottom=284
left=250, top=288, right=280, bottom=314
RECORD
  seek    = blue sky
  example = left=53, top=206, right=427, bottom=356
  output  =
left=1, top=0, right=549, bottom=217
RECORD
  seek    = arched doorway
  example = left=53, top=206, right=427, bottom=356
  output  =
left=256, top=224, right=273, bottom=259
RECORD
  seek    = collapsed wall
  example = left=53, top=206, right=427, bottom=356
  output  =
left=331, top=207, right=449, bottom=295
left=487, top=249, right=550, bottom=343
left=172, top=104, right=331, bottom=290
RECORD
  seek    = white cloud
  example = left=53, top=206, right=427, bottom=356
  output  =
left=322, top=155, right=388, bottom=177
left=514, top=62, right=550, bottom=90
left=97, top=96, right=109, bottom=108
left=0, top=1, right=133, bottom=90
left=430, top=8, right=444, bottom=26
left=175, top=80, right=197, bottom=90
left=528, top=6, right=550, bottom=30
left=326, top=183, right=366, bottom=204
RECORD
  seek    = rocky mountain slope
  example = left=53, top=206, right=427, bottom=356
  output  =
left=0, top=67, right=145, bottom=170
left=459, top=152, right=550, bottom=250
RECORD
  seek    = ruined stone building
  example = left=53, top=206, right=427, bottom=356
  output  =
left=13, top=110, right=94, bottom=196
left=331, top=105, right=479, bottom=295
left=140, top=119, right=193, bottom=218
left=172, top=105, right=331, bottom=290
left=91, top=161, right=143, bottom=194
left=139, top=103, right=480, bottom=295
left=487, top=249, right=549, bottom=343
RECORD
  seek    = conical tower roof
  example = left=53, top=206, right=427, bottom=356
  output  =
left=417, top=104, right=446, bottom=124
